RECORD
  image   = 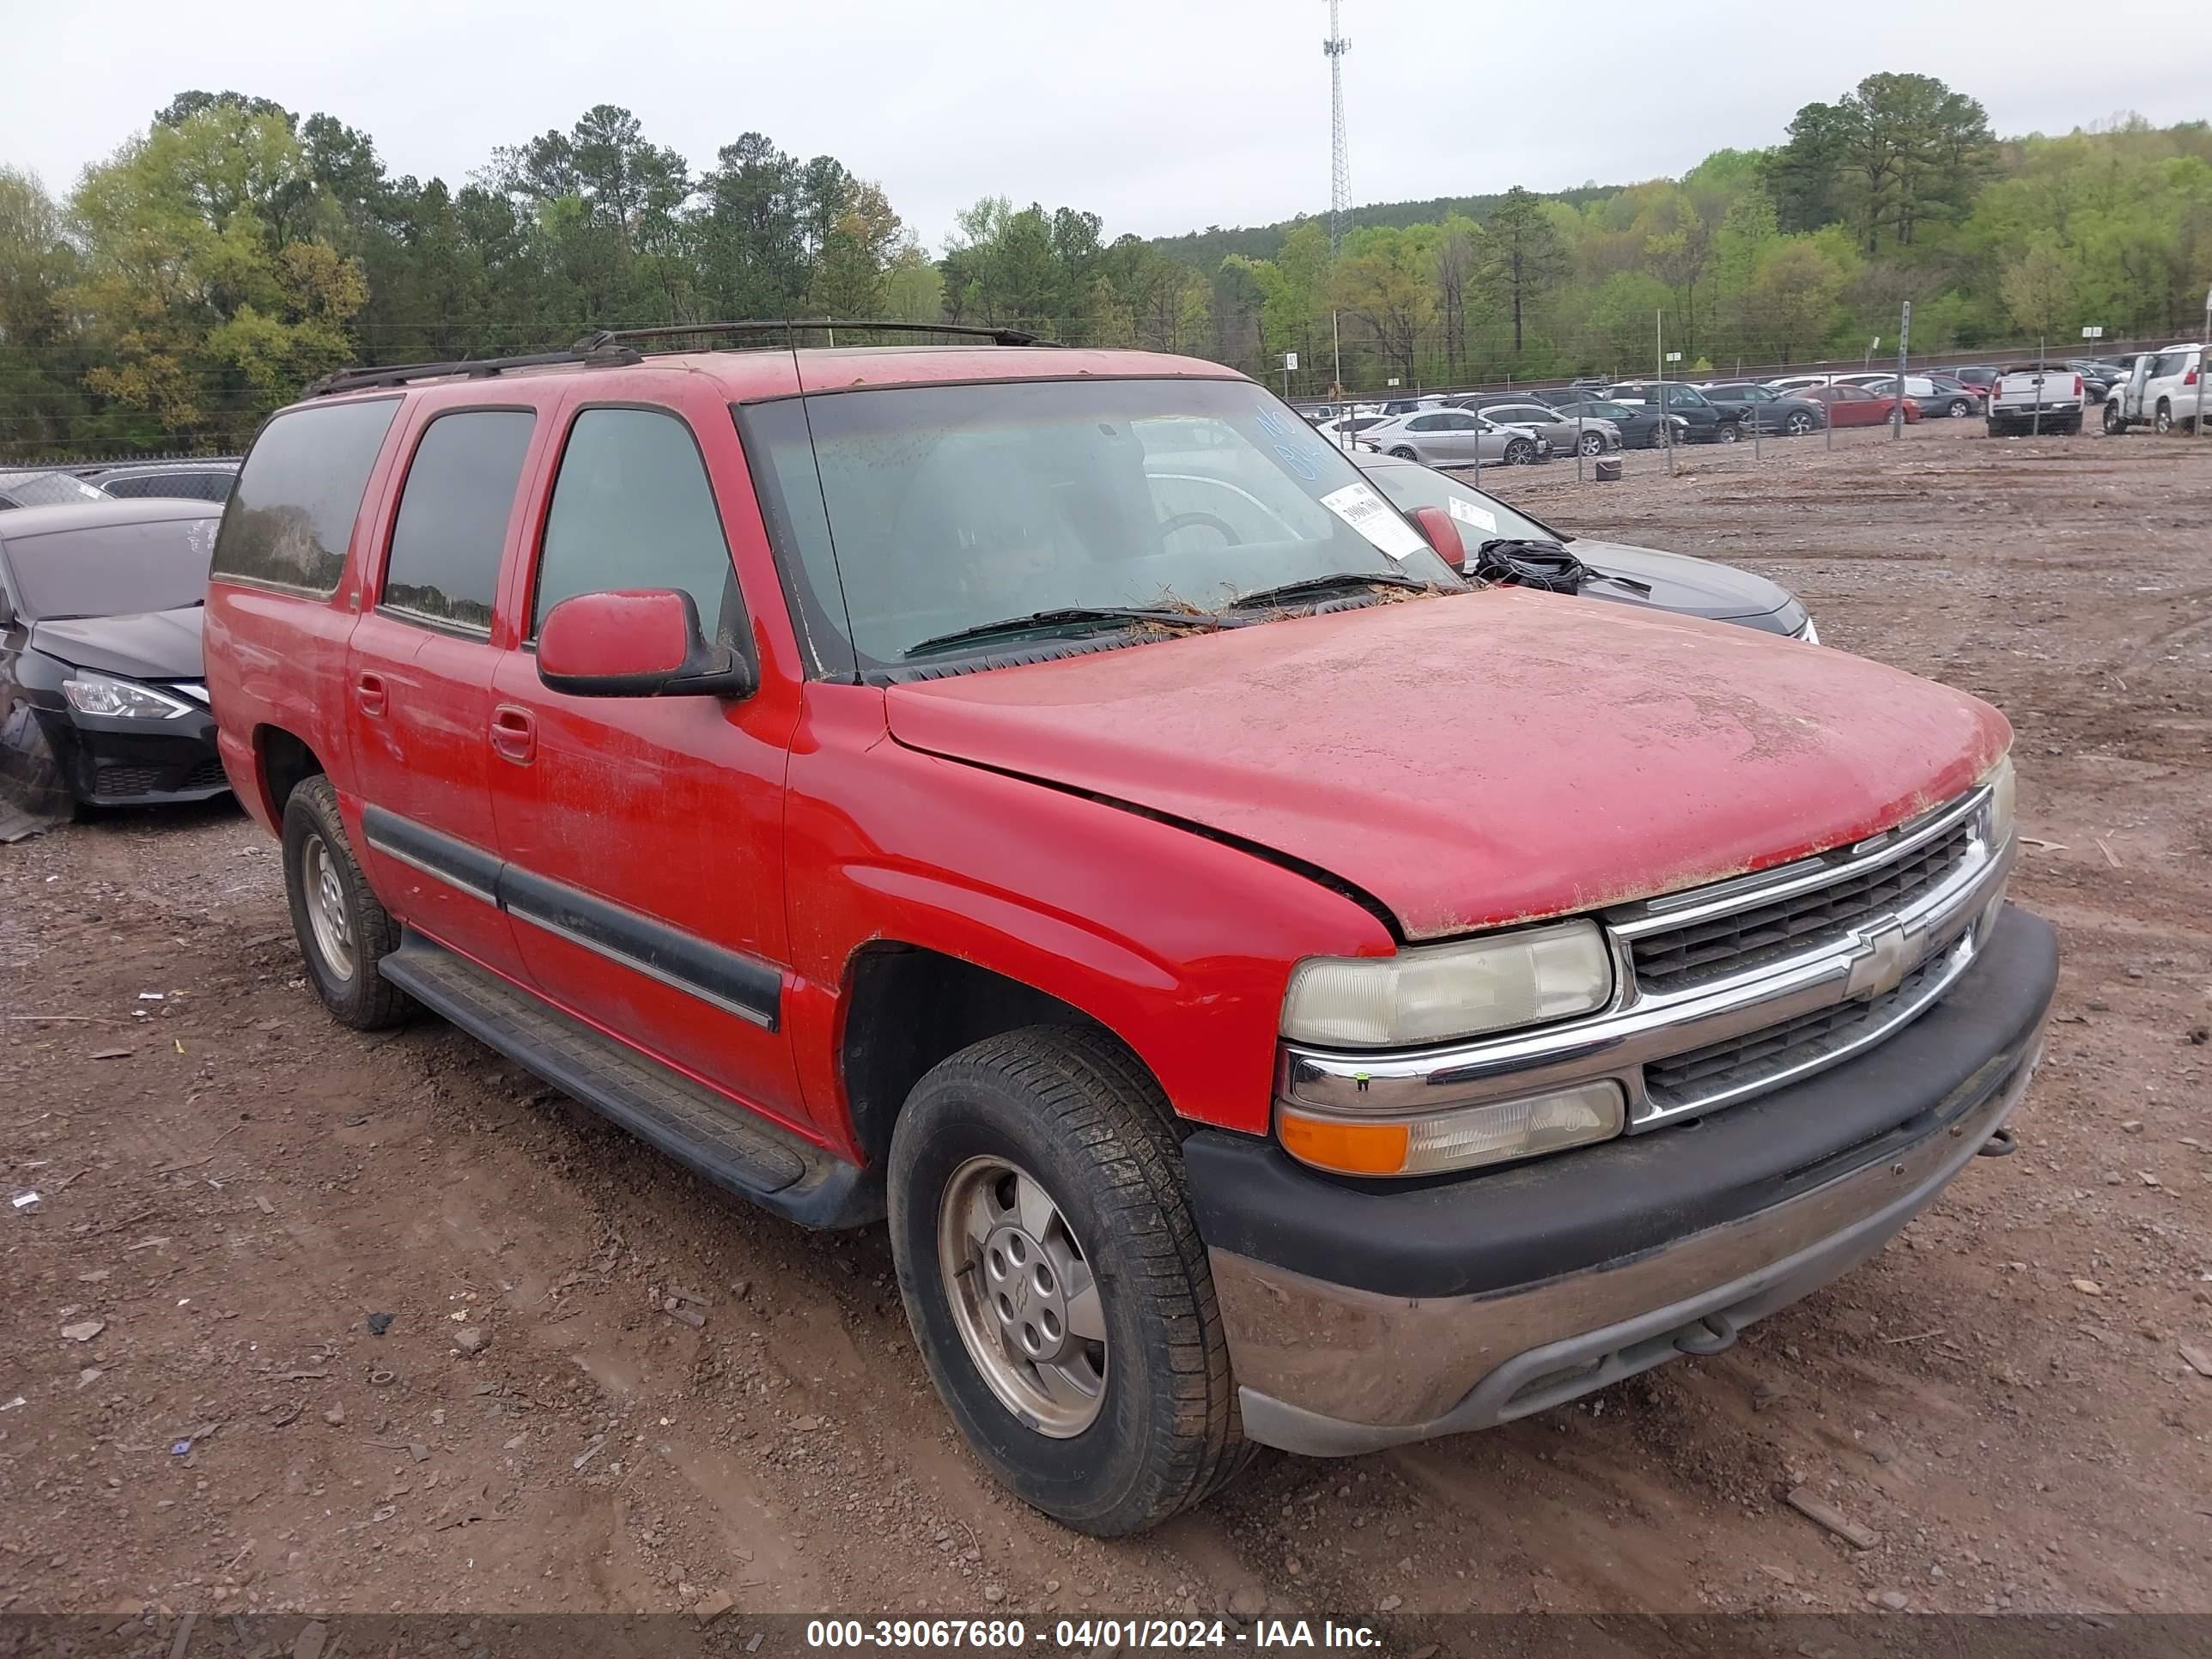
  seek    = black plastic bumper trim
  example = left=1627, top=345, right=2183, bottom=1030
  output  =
left=1184, top=904, right=2057, bottom=1302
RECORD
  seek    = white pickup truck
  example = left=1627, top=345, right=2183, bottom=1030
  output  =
left=1985, top=365, right=2084, bottom=437
left=2101, top=343, right=2204, bottom=435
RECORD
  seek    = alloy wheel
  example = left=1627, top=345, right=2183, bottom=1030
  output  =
left=937, top=1155, right=1107, bottom=1437
left=301, top=832, right=356, bottom=981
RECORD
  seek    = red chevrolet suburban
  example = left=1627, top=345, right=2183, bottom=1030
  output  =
left=204, top=325, right=2056, bottom=1536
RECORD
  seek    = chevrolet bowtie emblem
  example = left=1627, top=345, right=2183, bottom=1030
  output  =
left=1844, top=921, right=1916, bottom=1001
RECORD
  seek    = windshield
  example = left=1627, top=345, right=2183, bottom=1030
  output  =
left=1356, top=458, right=1565, bottom=545
left=3, top=514, right=218, bottom=619
left=744, top=377, right=1459, bottom=674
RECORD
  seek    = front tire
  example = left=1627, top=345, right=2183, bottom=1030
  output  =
left=1504, top=438, right=1535, bottom=465
left=888, top=1027, right=1247, bottom=1537
left=1716, top=421, right=1741, bottom=444
left=2104, top=402, right=2127, bottom=435
left=283, top=776, right=405, bottom=1030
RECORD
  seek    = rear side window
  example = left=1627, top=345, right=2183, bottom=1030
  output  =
left=212, top=398, right=399, bottom=597
left=380, top=410, right=537, bottom=633
left=531, top=408, right=739, bottom=641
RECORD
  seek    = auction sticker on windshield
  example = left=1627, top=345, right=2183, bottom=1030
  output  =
left=1446, top=496, right=1498, bottom=534
left=1319, top=482, right=1429, bottom=560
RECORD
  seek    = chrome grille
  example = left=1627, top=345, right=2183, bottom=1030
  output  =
left=1644, top=949, right=1954, bottom=1112
left=1631, top=817, right=1975, bottom=994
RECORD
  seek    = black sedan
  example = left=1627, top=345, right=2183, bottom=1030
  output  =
left=1352, top=452, right=1815, bottom=639
left=1701, top=382, right=1828, bottom=436
left=1538, top=397, right=1687, bottom=450
left=0, top=499, right=228, bottom=823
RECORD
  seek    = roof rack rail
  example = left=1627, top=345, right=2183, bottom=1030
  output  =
left=569, top=319, right=1056, bottom=353
left=301, top=346, right=644, bottom=399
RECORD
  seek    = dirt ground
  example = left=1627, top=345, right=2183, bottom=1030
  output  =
left=2, top=417, right=2209, bottom=1631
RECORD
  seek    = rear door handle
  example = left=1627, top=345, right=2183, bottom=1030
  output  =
left=356, top=672, right=387, bottom=718
left=489, top=704, right=537, bottom=766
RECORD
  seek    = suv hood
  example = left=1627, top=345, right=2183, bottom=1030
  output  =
left=29, top=606, right=205, bottom=681
left=885, top=591, right=2008, bottom=940
left=1568, top=539, right=1800, bottom=628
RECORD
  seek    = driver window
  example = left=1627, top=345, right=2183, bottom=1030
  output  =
left=532, top=408, right=743, bottom=644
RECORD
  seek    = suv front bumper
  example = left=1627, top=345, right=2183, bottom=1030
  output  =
left=1183, top=904, right=2057, bottom=1456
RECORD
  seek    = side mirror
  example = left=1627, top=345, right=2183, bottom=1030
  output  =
left=1407, top=504, right=1466, bottom=571
left=537, top=588, right=755, bottom=699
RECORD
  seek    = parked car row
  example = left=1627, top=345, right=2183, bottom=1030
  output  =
left=0, top=458, right=239, bottom=511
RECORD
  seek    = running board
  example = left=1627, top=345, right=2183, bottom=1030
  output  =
left=380, top=931, right=883, bottom=1229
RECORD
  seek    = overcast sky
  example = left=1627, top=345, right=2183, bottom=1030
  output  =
left=7, top=1, right=2208, bottom=247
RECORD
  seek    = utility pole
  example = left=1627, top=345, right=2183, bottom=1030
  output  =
left=1324, top=0, right=1350, bottom=425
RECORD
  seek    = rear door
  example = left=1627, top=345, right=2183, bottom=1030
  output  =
left=486, top=386, right=811, bottom=1133
left=344, top=404, right=541, bottom=978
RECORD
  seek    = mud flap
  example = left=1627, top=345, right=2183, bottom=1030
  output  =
left=0, top=702, right=73, bottom=841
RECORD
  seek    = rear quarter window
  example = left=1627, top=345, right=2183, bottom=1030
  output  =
left=211, top=398, right=400, bottom=597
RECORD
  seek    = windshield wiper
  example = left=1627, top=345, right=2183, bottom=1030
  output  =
left=1226, top=569, right=1431, bottom=611
left=903, top=606, right=1220, bottom=659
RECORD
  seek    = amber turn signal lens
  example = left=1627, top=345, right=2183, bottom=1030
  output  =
left=1277, top=1110, right=1410, bottom=1176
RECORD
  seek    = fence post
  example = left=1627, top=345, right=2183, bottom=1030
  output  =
left=1893, top=301, right=1911, bottom=441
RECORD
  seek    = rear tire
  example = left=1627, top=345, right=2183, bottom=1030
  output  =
left=1947, top=398, right=1972, bottom=418
left=1784, top=412, right=1814, bottom=436
left=283, top=776, right=405, bottom=1030
left=1577, top=432, right=1604, bottom=457
left=2155, top=400, right=2173, bottom=434
left=1389, top=446, right=1418, bottom=461
left=888, top=1026, right=1247, bottom=1537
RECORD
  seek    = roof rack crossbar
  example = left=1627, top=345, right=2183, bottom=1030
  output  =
left=569, top=319, right=1054, bottom=352
left=302, top=346, right=644, bottom=399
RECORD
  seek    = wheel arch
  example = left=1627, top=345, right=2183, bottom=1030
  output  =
left=251, top=724, right=327, bottom=828
left=838, top=942, right=1164, bottom=1170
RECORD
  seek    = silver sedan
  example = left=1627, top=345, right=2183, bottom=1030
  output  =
left=1466, top=400, right=1623, bottom=457
left=1357, top=409, right=1547, bottom=467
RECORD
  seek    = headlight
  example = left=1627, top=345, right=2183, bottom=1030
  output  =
left=1279, top=1080, right=1626, bottom=1177
left=1983, top=753, right=2014, bottom=847
left=1797, top=617, right=1820, bottom=645
left=62, top=673, right=195, bottom=720
left=1280, top=919, right=1613, bottom=1048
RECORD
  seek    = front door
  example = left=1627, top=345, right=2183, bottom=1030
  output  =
left=344, top=406, right=540, bottom=979
left=487, top=392, right=809, bottom=1136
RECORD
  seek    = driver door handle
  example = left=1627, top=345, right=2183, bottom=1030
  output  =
left=489, top=704, right=537, bottom=766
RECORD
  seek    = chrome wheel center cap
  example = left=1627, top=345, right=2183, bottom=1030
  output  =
left=982, top=1222, right=1072, bottom=1364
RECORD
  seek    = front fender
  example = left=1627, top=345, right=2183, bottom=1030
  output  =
left=782, top=686, right=1394, bottom=1145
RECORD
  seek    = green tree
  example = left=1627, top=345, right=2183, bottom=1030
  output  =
left=0, top=167, right=90, bottom=457
left=1477, top=186, right=1565, bottom=356
left=1999, top=244, right=2079, bottom=341
left=805, top=213, right=884, bottom=316
left=70, top=104, right=364, bottom=441
left=1333, top=228, right=1435, bottom=385
left=1746, top=240, right=1847, bottom=359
